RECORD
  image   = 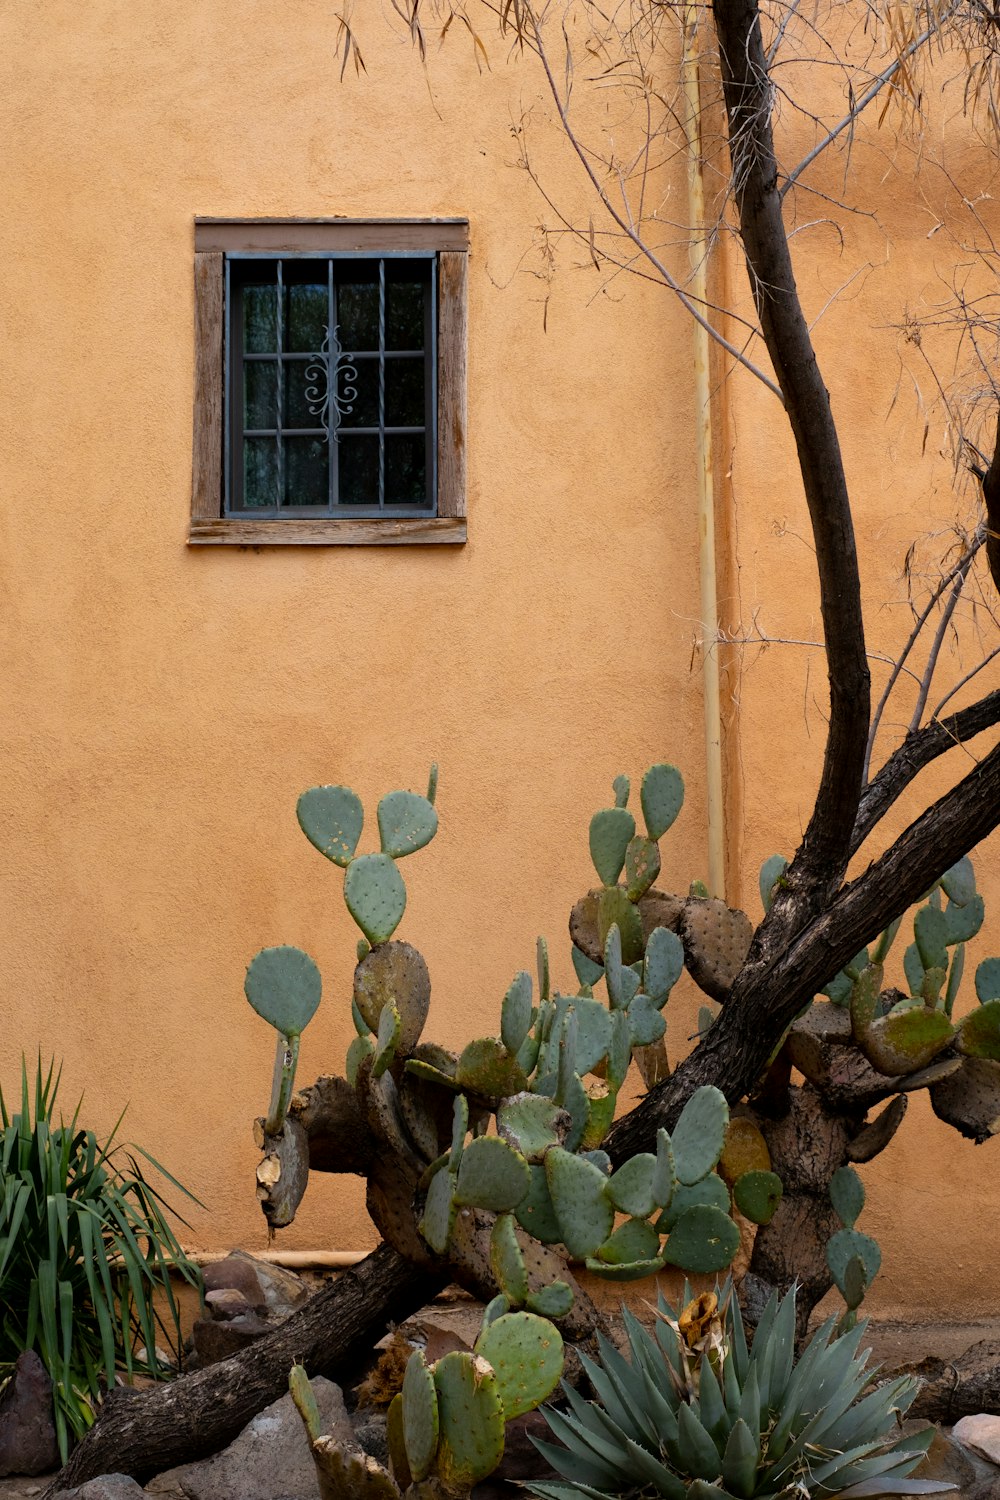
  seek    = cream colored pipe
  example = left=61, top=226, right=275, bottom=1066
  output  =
left=681, top=1, right=726, bottom=899
left=186, top=1248, right=368, bottom=1269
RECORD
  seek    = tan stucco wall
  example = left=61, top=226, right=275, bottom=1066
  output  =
left=1, top=3, right=998, bottom=1319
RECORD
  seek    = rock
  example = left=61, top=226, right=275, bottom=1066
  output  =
left=229, top=1251, right=309, bottom=1320
left=953, top=1415, right=1000, bottom=1466
left=202, top=1256, right=266, bottom=1314
left=968, top=1479, right=1000, bottom=1500
left=204, top=1288, right=252, bottom=1321
left=146, top=1378, right=353, bottom=1500
left=353, top=1417, right=390, bottom=1468
left=0, top=1351, right=59, bottom=1477
left=62, top=1478, right=147, bottom=1499
left=189, top=1312, right=271, bottom=1366
left=902, top=1421, right=981, bottom=1490
left=491, top=1410, right=553, bottom=1483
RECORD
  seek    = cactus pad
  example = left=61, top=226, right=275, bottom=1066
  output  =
left=976, top=958, right=1000, bottom=1003
left=515, top=1163, right=564, bottom=1244
left=657, top=1173, right=731, bottom=1232
left=296, top=784, right=364, bottom=867
left=598, top=886, right=645, bottom=964
left=543, top=994, right=612, bottom=1076
left=497, top=1092, right=569, bottom=1162
left=490, top=1212, right=529, bottom=1304
left=613, top=773, right=631, bottom=808
left=450, top=1092, right=469, bottom=1166
left=941, top=855, right=976, bottom=906
left=245, top=946, right=322, bottom=1036
left=856, top=1003, right=954, bottom=1076
left=310, top=1440, right=402, bottom=1499
left=830, top=1164, right=864, bottom=1227
left=501, top=971, right=534, bottom=1055
left=827, top=1226, right=881, bottom=1300
left=401, top=1349, right=439, bottom=1482
left=606, top=1153, right=658, bottom=1218
left=347, top=1034, right=375, bottom=1087
left=717, top=1117, right=771, bottom=1186
left=915, top=905, right=949, bottom=971
left=645, top=926, right=685, bottom=1005
left=377, top=789, right=438, bottom=859
left=419, top=1165, right=457, bottom=1254
left=544, top=1146, right=615, bottom=1259
left=944, top=895, right=985, bottom=945
left=475, top=1310, right=564, bottom=1419
left=662, top=1203, right=740, bottom=1273
left=596, top=1216, right=661, bottom=1265
left=454, top=1134, right=530, bottom=1211
left=590, top=807, right=637, bottom=886
left=671, top=1085, right=729, bottom=1185
left=628, top=993, right=666, bottom=1047
left=372, top=1000, right=401, bottom=1080
left=354, top=941, right=431, bottom=1056
left=344, top=854, right=407, bottom=945
left=433, top=1352, right=505, bottom=1491
left=956, top=998, right=1000, bottom=1060
left=652, top=1127, right=676, bottom=1208
left=456, top=1037, right=528, bottom=1099
left=930, top=1055, right=1000, bottom=1142
left=759, top=853, right=789, bottom=913
left=526, top=1280, right=575, bottom=1318
left=640, top=763, right=685, bottom=840
left=732, top=1170, right=782, bottom=1225
left=625, top=835, right=661, bottom=901
left=680, top=899, right=753, bottom=1002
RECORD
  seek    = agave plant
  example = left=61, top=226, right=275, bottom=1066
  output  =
left=530, top=1284, right=953, bottom=1500
left=0, top=1059, right=203, bottom=1458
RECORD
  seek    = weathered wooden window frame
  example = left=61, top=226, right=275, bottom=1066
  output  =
left=190, top=218, right=468, bottom=546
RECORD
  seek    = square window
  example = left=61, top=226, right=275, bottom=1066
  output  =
left=190, top=220, right=468, bottom=545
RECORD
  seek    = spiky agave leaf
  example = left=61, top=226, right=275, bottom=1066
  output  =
left=530, top=1285, right=955, bottom=1500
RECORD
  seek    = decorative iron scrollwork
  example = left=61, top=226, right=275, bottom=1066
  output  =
left=304, top=326, right=358, bottom=443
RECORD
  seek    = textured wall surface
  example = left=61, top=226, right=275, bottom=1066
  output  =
left=1, top=1, right=998, bottom=1318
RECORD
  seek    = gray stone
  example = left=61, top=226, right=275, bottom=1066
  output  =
left=204, top=1288, right=252, bottom=1321
left=903, top=1421, right=980, bottom=1491
left=0, top=1352, right=59, bottom=1478
left=62, top=1478, right=147, bottom=1500
left=189, top=1312, right=270, bottom=1367
left=202, top=1255, right=266, bottom=1315
left=954, top=1415, right=1000, bottom=1467
left=146, top=1378, right=353, bottom=1500
left=229, top=1252, right=309, bottom=1320
left=352, top=1417, right=389, bottom=1469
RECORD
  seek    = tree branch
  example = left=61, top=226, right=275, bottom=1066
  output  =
left=712, top=0, right=870, bottom=908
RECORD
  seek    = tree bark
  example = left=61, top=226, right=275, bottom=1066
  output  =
left=45, top=1245, right=446, bottom=1494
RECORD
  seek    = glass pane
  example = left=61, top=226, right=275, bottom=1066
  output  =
left=384, top=433, right=427, bottom=506
left=244, top=361, right=277, bottom=430
left=385, top=358, right=426, bottom=428
left=285, top=283, right=328, bottom=353
left=243, top=437, right=278, bottom=507
left=338, top=435, right=380, bottom=506
left=284, top=360, right=327, bottom=430
left=338, top=281, right=379, bottom=351
left=284, top=436, right=329, bottom=507
left=337, top=356, right=379, bottom=430
left=386, top=282, right=425, bottom=351
left=243, top=284, right=277, bottom=353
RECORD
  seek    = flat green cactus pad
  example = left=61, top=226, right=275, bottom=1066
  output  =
left=454, top=1134, right=530, bottom=1211
left=543, top=995, right=612, bottom=1077
left=377, top=789, right=438, bottom=859
left=404, top=1058, right=462, bottom=1092
left=625, top=835, right=661, bottom=901
left=827, top=1226, right=881, bottom=1298
left=628, top=993, right=666, bottom=1047
left=490, top=1212, right=529, bottom=1304
left=590, top=807, right=636, bottom=886
left=296, top=784, right=364, bottom=867
left=945, top=894, right=985, bottom=945
left=613, top=773, right=630, bottom=808
left=433, top=1352, right=505, bottom=1491
left=501, top=971, right=534, bottom=1055
left=732, top=1169, right=783, bottom=1225
left=544, top=1147, right=615, bottom=1260
left=976, top=958, right=1000, bottom=1003
left=515, top=1163, right=563, bottom=1244
left=456, top=1037, right=528, bottom=1098
left=656, top=1172, right=730, bottom=1233
left=662, top=1203, right=740, bottom=1273
left=595, top=1216, right=661, bottom=1265
left=671, top=1086, right=729, bottom=1185
left=372, top=1000, right=401, bottom=1080
left=347, top=1033, right=375, bottom=1087
left=245, top=946, right=322, bottom=1036
left=652, top=1128, right=676, bottom=1208
left=915, top=905, right=949, bottom=971
left=354, top=941, right=430, bottom=1055
left=419, top=1165, right=457, bottom=1254
left=572, top=945, right=605, bottom=988
left=941, top=855, right=976, bottom=906
left=640, top=763, right=685, bottom=841
left=344, top=853, right=407, bottom=946
left=829, top=1163, right=864, bottom=1228
left=474, top=1311, right=564, bottom=1420
left=401, top=1349, right=439, bottom=1483
left=857, top=1004, right=954, bottom=1076
left=497, top=1092, right=569, bottom=1162
left=759, top=853, right=789, bottom=913
left=645, top=926, right=685, bottom=1005
left=526, top=1281, right=575, bottom=1319
left=957, top=998, right=1000, bottom=1060
left=597, top=886, right=645, bottom=965
left=606, top=1153, right=658, bottom=1218
left=584, top=1253, right=668, bottom=1281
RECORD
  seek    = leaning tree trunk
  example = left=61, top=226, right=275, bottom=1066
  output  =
left=45, top=1245, right=445, bottom=1494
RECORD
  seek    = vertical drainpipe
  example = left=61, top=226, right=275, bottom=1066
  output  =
left=682, top=0, right=726, bottom=900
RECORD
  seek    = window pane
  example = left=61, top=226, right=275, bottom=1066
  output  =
left=285, top=437, right=329, bottom=507
left=244, top=437, right=278, bottom=507
left=243, top=285, right=277, bottom=353
left=244, top=361, right=277, bottom=430
left=385, top=359, right=425, bottom=428
left=338, top=435, right=380, bottom=505
left=284, top=360, right=327, bottom=430
left=386, top=282, right=425, bottom=351
left=384, top=434, right=427, bottom=506
left=338, top=281, right=379, bottom=350
left=285, top=284, right=328, bottom=353
left=337, top=357, right=379, bottom=430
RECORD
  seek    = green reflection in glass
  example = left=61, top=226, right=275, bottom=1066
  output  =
left=244, top=438, right=278, bottom=507
left=285, top=285, right=328, bottom=353
left=386, top=282, right=425, bottom=350
left=339, top=282, right=379, bottom=350
left=244, top=362, right=277, bottom=430
left=284, top=437, right=329, bottom=507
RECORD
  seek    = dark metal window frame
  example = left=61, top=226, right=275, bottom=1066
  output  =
left=189, top=218, right=468, bottom=547
left=225, top=252, right=438, bottom=518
